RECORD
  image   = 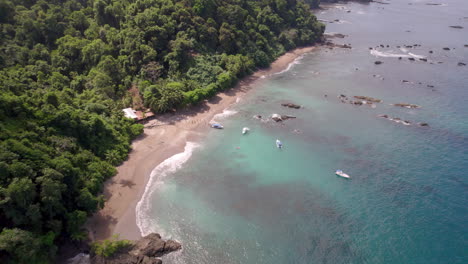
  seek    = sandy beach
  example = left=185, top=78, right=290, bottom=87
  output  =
left=86, top=46, right=316, bottom=241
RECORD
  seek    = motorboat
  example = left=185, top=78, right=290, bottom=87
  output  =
left=276, top=139, right=283, bottom=149
left=211, top=123, right=224, bottom=129
left=242, top=127, right=250, bottom=134
left=335, top=170, right=350, bottom=179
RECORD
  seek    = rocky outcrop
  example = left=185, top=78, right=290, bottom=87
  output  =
left=353, top=96, right=382, bottom=103
left=281, top=103, right=301, bottom=109
left=271, top=114, right=296, bottom=122
left=458, top=62, right=466, bottom=66
left=91, top=234, right=181, bottom=264
left=392, top=103, right=421, bottom=109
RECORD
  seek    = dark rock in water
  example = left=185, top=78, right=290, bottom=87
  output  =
left=427, top=85, right=434, bottom=88
left=380, top=44, right=385, bottom=48
left=353, top=96, right=383, bottom=103
left=402, top=80, right=410, bottom=83
left=443, top=47, right=450, bottom=50
left=325, top=33, right=347, bottom=39
left=353, top=101, right=363, bottom=105
left=397, top=45, right=401, bottom=48
left=369, top=47, right=373, bottom=50
left=458, top=62, right=466, bottom=66
left=253, top=115, right=262, bottom=119
left=374, top=61, right=383, bottom=65
left=419, top=58, right=427, bottom=62
left=281, top=115, right=297, bottom=120
left=91, top=233, right=181, bottom=264
left=386, top=45, right=390, bottom=47
left=465, top=45, right=468, bottom=47
left=281, top=103, right=301, bottom=109
left=405, top=45, right=413, bottom=48
left=398, top=57, right=402, bottom=60
left=392, top=103, right=421, bottom=109
left=408, top=57, right=415, bottom=61
left=419, top=123, right=429, bottom=127
left=347, top=10, right=351, bottom=13
left=378, top=114, right=389, bottom=118
left=449, top=25, right=463, bottom=29
left=339, top=94, right=347, bottom=98
left=429, top=50, right=433, bottom=53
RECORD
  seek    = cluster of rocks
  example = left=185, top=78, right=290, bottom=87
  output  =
left=281, top=103, right=301, bottom=109
left=91, top=234, right=181, bottom=264
left=271, top=113, right=297, bottom=122
left=378, top=115, right=428, bottom=127
left=338, top=94, right=381, bottom=107
left=392, top=103, right=421, bottom=109
left=324, top=41, right=352, bottom=49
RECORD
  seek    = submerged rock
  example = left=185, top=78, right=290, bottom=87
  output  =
left=374, top=61, right=383, bottom=65
left=443, top=47, right=450, bottom=50
left=419, top=123, right=429, bottom=127
left=392, top=103, right=421, bottom=109
left=449, top=25, right=464, bottom=29
left=90, top=233, right=181, bottom=264
left=458, top=62, right=466, bottom=66
left=353, top=96, right=383, bottom=103
left=281, top=103, right=301, bottom=109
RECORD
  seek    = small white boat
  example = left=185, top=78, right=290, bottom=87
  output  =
left=276, top=139, right=283, bottom=149
left=211, top=123, right=224, bottom=129
left=335, top=170, right=350, bottom=179
left=242, top=127, right=250, bottom=134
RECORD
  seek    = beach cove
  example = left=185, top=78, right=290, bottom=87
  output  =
left=87, top=47, right=316, bottom=241
left=90, top=1, right=467, bottom=263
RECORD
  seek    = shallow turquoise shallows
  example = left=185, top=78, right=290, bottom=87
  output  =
left=139, top=1, right=468, bottom=263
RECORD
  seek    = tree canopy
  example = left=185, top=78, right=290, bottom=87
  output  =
left=0, top=0, right=324, bottom=262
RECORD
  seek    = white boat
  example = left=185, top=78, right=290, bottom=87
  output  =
left=276, top=139, right=283, bottom=149
left=335, top=170, right=350, bottom=179
left=242, top=127, right=250, bottom=134
left=211, top=123, right=224, bottom=129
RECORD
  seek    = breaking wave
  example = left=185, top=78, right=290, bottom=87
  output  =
left=136, top=142, right=200, bottom=237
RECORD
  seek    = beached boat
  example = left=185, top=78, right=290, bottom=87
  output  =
left=276, top=139, right=283, bottom=149
left=335, top=170, right=350, bottom=179
left=211, top=123, right=224, bottom=129
left=242, top=127, right=250, bottom=134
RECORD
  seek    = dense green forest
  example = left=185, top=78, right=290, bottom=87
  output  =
left=0, top=0, right=324, bottom=262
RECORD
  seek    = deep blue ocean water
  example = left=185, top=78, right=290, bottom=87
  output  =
left=137, top=1, right=468, bottom=263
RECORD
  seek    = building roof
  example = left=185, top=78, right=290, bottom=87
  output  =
left=123, top=108, right=138, bottom=119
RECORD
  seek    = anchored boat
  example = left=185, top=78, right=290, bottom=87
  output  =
left=335, top=170, right=350, bottom=179
left=276, top=139, right=283, bottom=149
left=211, top=123, right=224, bottom=129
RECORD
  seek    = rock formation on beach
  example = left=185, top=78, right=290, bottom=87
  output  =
left=91, top=234, right=181, bottom=264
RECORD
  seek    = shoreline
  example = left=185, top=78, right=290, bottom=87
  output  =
left=86, top=46, right=316, bottom=241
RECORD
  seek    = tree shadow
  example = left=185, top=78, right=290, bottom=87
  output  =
left=119, top=179, right=136, bottom=188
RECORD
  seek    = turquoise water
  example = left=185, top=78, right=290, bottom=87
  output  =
left=138, top=1, right=468, bottom=263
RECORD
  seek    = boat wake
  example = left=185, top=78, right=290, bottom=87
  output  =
left=370, top=49, right=426, bottom=59
left=136, top=142, right=200, bottom=237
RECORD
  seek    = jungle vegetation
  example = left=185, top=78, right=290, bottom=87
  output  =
left=0, top=0, right=324, bottom=262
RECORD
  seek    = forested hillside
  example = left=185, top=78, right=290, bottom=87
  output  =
left=0, top=0, right=324, bottom=262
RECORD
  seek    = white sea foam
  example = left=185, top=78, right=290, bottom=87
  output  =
left=136, top=142, right=200, bottom=237
left=210, top=109, right=238, bottom=123
left=399, top=47, right=409, bottom=53
left=236, top=97, right=242, bottom=103
left=370, top=49, right=410, bottom=58
left=272, top=55, right=304, bottom=76
left=408, top=52, right=426, bottom=59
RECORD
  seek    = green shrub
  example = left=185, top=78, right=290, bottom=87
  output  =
left=92, top=235, right=133, bottom=257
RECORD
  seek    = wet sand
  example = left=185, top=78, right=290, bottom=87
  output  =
left=86, top=46, right=316, bottom=241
